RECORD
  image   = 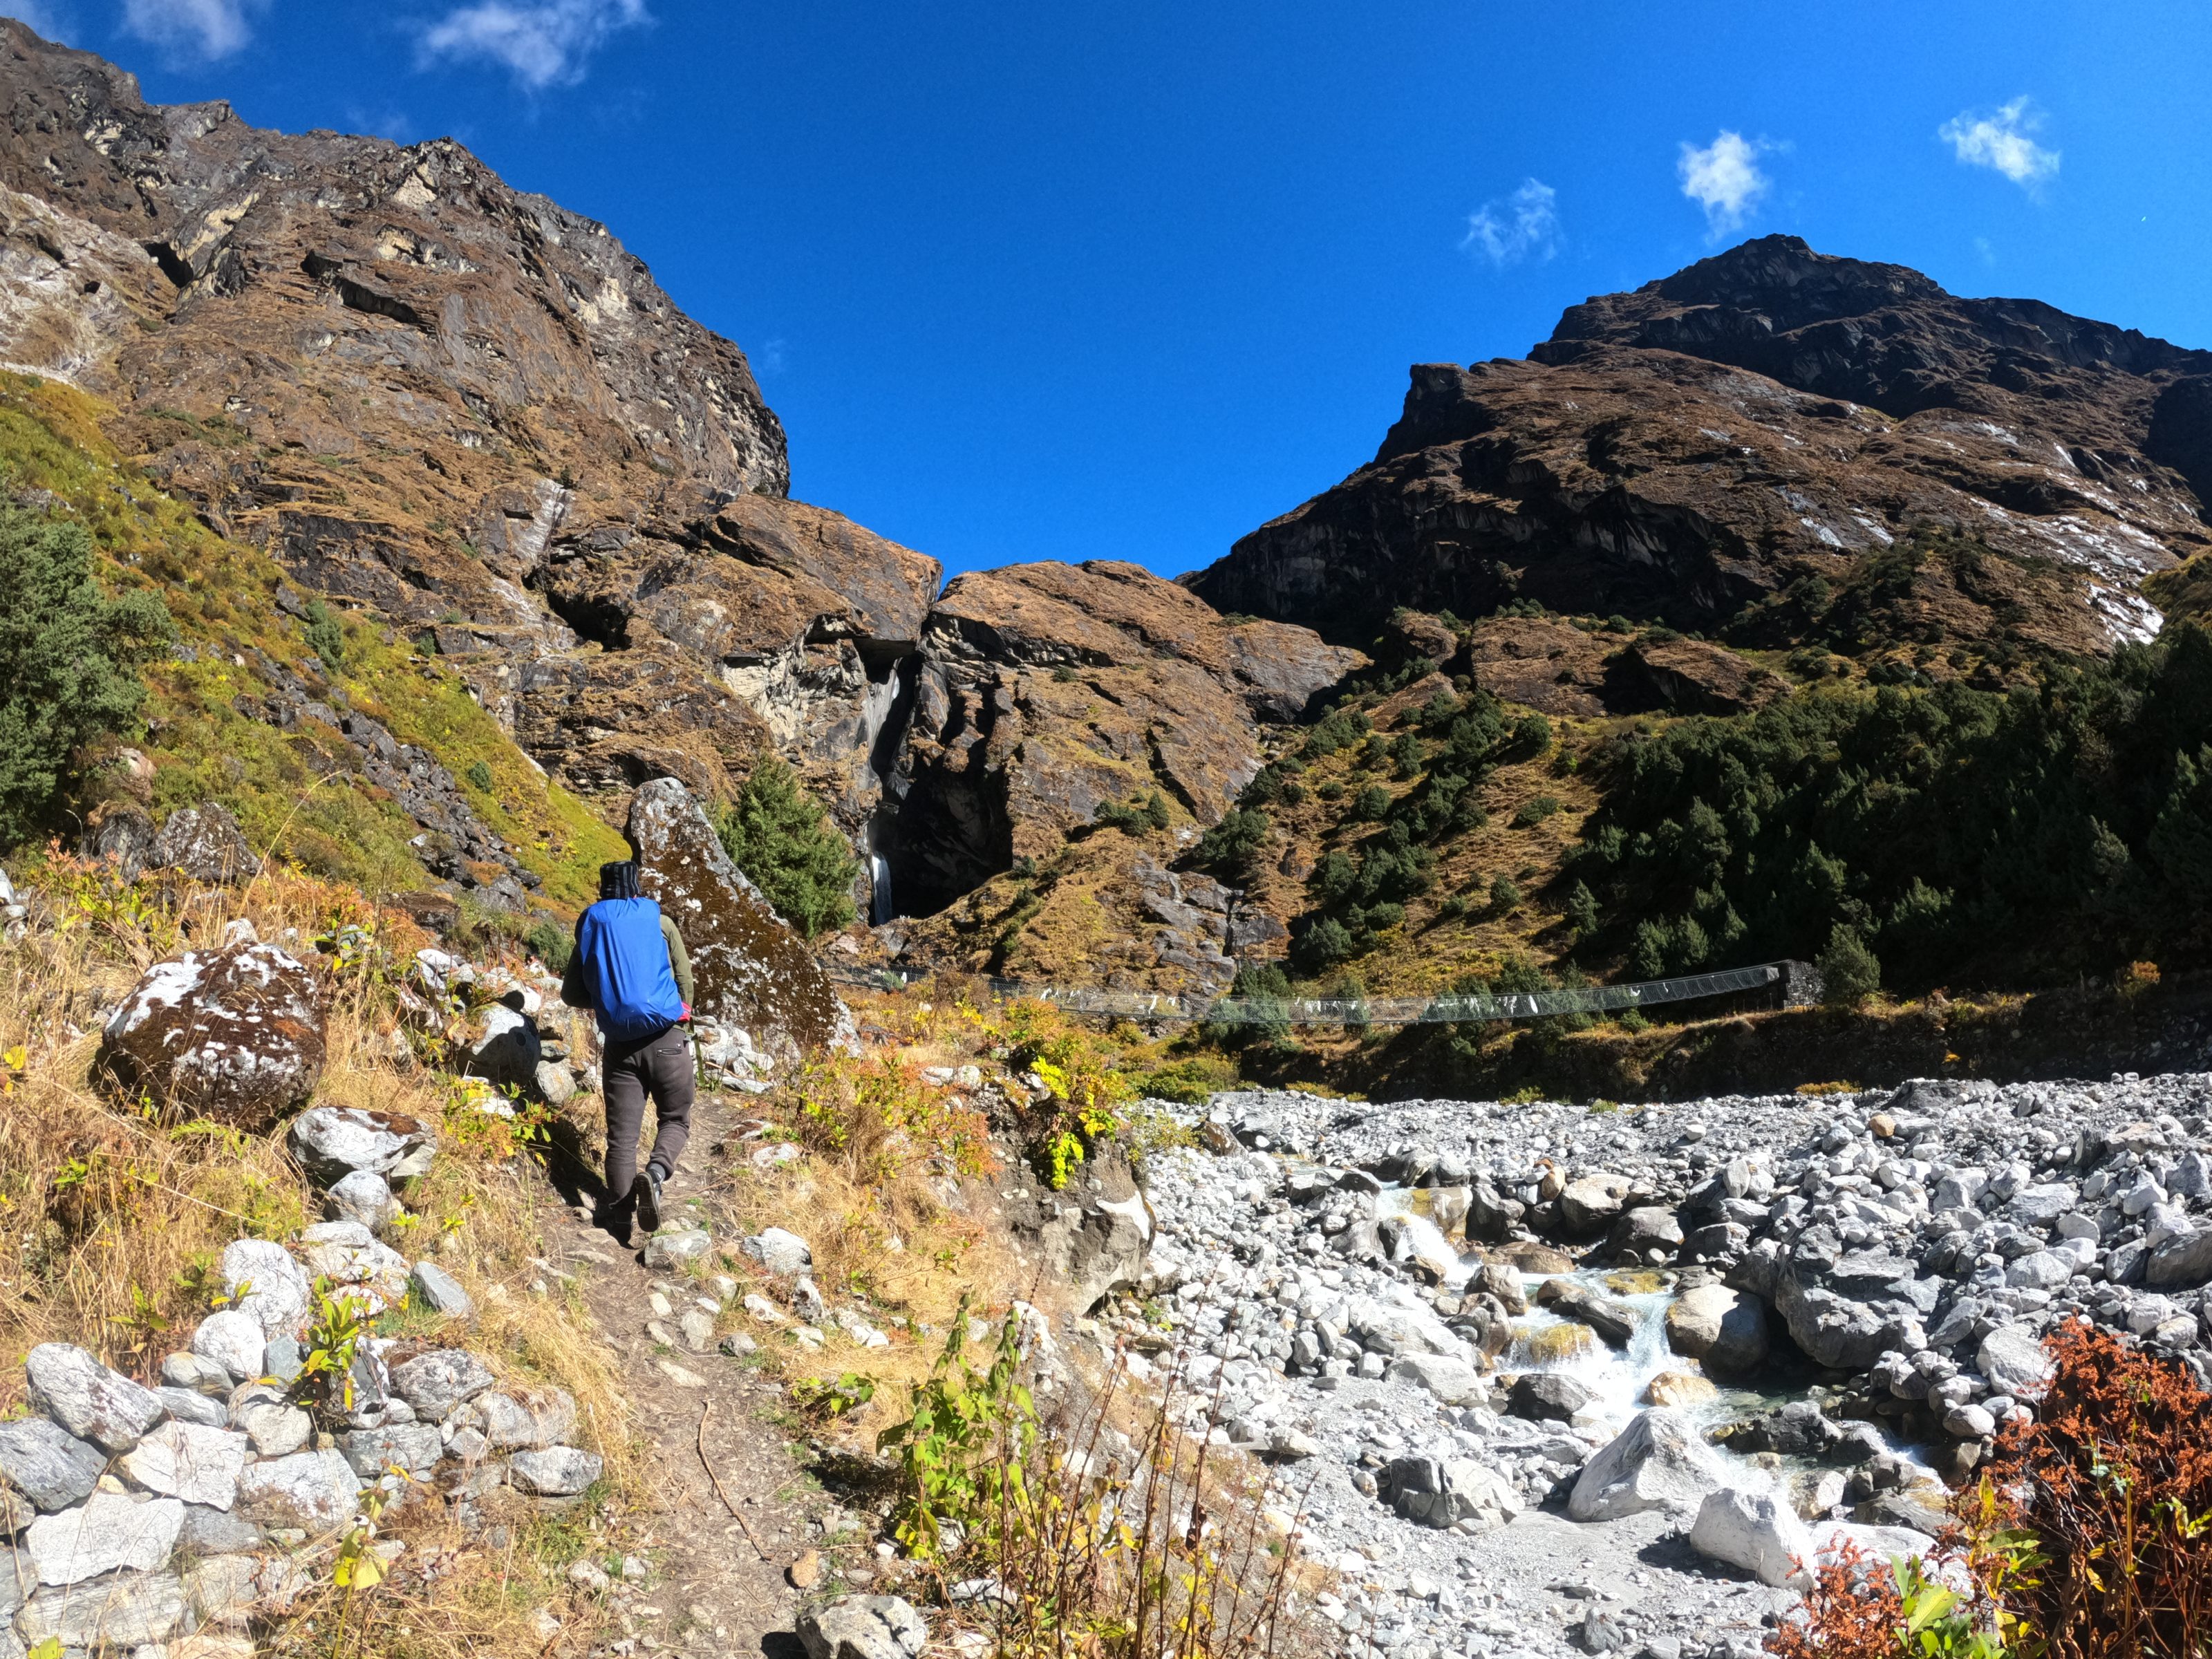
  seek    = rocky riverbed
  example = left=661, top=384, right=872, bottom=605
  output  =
left=1109, top=1072, right=2212, bottom=1659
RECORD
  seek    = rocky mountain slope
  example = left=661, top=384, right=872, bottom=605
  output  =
left=1188, top=236, right=2212, bottom=671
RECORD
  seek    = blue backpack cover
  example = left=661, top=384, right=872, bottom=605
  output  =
left=574, top=896, right=686, bottom=1040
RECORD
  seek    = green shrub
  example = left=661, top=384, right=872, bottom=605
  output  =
left=716, top=757, right=859, bottom=937
left=0, top=504, right=173, bottom=847
left=1489, top=874, right=1521, bottom=912
left=1352, top=783, right=1392, bottom=821
left=525, top=918, right=573, bottom=973
left=1192, top=807, right=1271, bottom=879
left=303, top=599, right=345, bottom=674
left=1817, top=924, right=1882, bottom=1007
left=1512, top=795, right=1563, bottom=828
left=464, top=759, right=494, bottom=794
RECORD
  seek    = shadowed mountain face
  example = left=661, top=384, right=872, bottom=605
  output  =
left=1186, top=236, right=2212, bottom=655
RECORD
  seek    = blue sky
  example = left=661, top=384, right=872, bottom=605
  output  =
left=12, top=1, right=2212, bottom=579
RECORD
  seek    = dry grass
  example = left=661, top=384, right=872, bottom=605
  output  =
left=0, top=853, right=640, bottom=1659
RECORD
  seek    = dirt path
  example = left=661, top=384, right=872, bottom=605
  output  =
left=544, top=1084, right=838, bottom=1659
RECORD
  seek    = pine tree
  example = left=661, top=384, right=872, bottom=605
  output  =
left=716, top=757, right=859, bottom=937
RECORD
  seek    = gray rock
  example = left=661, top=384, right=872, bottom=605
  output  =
left=190, top=1309, right=268, bottom=1382
left=644, top=1228, right=715, bottom=1268
left=152, top=802, right=259, bottom=883
left=120, top=1421, right=249, bottom=1510
left=18, top=1568, right=191, bottom=1647
left=325, top=1168, right=402, bottom=1230
left=410, top=1261, right=475, bottom=1318
left=0, top=1418, right=106, bottom=1511
left=184, top=1551, right=268, bottom=1627
left=2005, top=1250, right=2076, bottom=1291
left=797, top=1595, right=931, bottom=1659
left=160, top=1351, right=234, bottom=1395
left=740, top=1227, right=812, bottom=1275
left=1568, top=1409, right=1730, bottom=1522
left=233, top=1449, right=362, bottom=1530
left=1536, top=1280, right=1639, bottom=1346
left=154, top=1387, right=231, bottom=1428
left=2147, top=1227, right=2212, bottom=1288
left=337, top=1422, right=443, bottom=1478
left=2007, top=1183, right=2077, bottom=1227
left=264, top=1335, right=306, bottom=1386
left=390, top=1349, right=496, bottom=1418
left=473, top=1388, right=577, bottom=1448
left=1559, top=1173, right=1632, bottom=1234
left=219, top=1237, right=313, bottom=1338
left=508, top=1446, right=605, bottom=1496
left=295, top=1221, right=413, bottom=1308
left=26, top=1342, right=165, bottom=1453
left=178, top=1502, right=263, bottom=1555
left=233, top=1396, right=312, bottom=1459
left=1507, top=1373, right=1596, bottom=1423
left=1663, top=1282, right=1769, bottom=1376
left=1377, top=1454, right=1524, bottom=1528
left=1383, top=1353, right=1482, bottom=1404
left=464, top=1002, right=543, bottom=1094
left=1610, top=1206, right=1685, bottom=1257
left=26, top=1491, right=186, bottom=1585
left=285, top=1104, right=434, bottom=1187
left=1689, top=1487, right=1811, bottom=1588
left=1976, top=1326, right=2054, bottom=1398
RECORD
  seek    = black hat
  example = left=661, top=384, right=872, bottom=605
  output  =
left=599, top=861, right=641, bottom=901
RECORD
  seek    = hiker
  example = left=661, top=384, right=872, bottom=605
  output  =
left=561, top=859, right=695, bottom=1235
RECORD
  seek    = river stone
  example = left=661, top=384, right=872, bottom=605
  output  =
left=18, top=1568, right=191, bottom=1647
left=1664, top=1282, right=1770, bottom=1376
left=121, top=1421, right=249, bottom=1510
left=2147, top=1226, right=2212, bottom=1288
left=151, top=802, right=260, bottom=883
left=234, top=1449, right=363, bottom=1531
left=1611, top=1206, right=1685, bottom=1257
left=1559, top=1173, right=1632, bottom=1235
left=1535, top=1279, right=1638, bottom=1346
left=0, top=1418, right=106, bottom=1510
left=325, top=1168, right=402, bottom=1230
left=26, top=1490, right=186, bottom=1584
left=1568, top=1408, right=1730, bottom=1521
left=191, top=1309, right=268, bottom=1382
left=219, top=1237, right=314, bottom=1337
left=628, top=776, right=854, bottom=1073
left=796, top=1594, right=930, bottom=1659
left=1378, top=1454, right=1524, bottom=1528
left=1506, top=1372, right=1595, bottom=1423
left=509, top=1446, right=604, bottom=1496
left=1384, top=1353, right=1482, bottom=1404
left=390, top=1349, right=496, bottom=1418
left=26, top=1343, right=165, bottom=1453
left=287, top=1105, right=433, bottom=1187
left=1689, top=1486, right=1812, bottom=1588
left=1976, top=1326, right=2054, bottom=1398
left=95, top=940, right=325, bottom=1132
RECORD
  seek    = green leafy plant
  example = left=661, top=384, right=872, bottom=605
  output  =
left=877, top=1298, right=1035, bottom=1561
left=463, top=758, right=494, bottom=793
left=715, top=756, right=859, bottom=937
left=303, top=598, right=346, bottom=673
left=789, top=1371, right=877, bottom=1421
left=292, top=1277, right=375, bottom=1418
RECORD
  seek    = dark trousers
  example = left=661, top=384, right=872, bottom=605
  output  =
left=602, top=1022, right=695, bottom=1202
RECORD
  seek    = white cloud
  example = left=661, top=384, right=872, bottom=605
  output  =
left=1461, top=178, right=1559, bottom=268
left=417, top=0, right=648, bottom=90
left=119, top=0, right=265, bottom=58
left=1678, top=131, right=1770, bottom=235
left=1939, top=97, right=2060, bottom=190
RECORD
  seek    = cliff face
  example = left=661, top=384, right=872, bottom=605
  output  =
left=1187, top=236, right=2212, bottom=657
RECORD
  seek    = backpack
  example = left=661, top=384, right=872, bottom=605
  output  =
left=574, top=896, right=686, bottom=1041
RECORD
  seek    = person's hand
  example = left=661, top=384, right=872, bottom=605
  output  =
left=680, top=1002, right=692, bottom=1022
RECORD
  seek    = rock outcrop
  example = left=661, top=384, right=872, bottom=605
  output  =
left=1188, top=236, right=2212, bottom=657
left=884, top=559, right=1359, bottom=918
left=626, top=777, right=852, bottom=1075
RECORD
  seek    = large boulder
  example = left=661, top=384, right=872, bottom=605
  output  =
left=0, top=1418, right=106, bottom=1511
left=25, top=1344, right=164, bottom=1454
left=798, top=1595, right=930, bottom=1659
left=234, top=1449, right=363, bottom=1531
left=626, top=777, right=853, bottom=1071
left=1568, top=1408, right=1731, bottom=1521
left=1689, top=1487, right=1812, bottom=1588
left=1559, top=1172, right=1632, bottom=1235
left=1377, top=1454, right=1524, bottom=1529
left=1664, top=1282, right=1770, bottom=1377
left=24, top=1490, right=185, bottom=1586
left=151, top=803, right=261, bottom=883
left=96, top=941, right=326, bottom=1130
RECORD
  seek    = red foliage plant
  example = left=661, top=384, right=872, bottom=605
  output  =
left=1768, top=1319, right=2212, bottom=1658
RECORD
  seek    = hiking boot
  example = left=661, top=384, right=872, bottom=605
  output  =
left=632, top=1165, right=664, bottom=1234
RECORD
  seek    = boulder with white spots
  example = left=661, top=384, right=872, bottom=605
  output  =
left=95, top=940, right=326, bottom=1131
